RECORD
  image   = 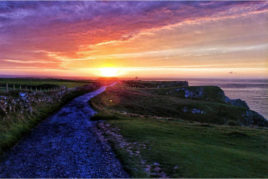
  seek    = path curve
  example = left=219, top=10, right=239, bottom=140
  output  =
left=0, top=84, right=128, bottom=177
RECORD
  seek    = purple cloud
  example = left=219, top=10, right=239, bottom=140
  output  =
left=0, top=1, right=267, bottom=66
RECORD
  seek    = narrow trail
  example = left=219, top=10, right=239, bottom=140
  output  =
left=0, top=85, right=128, bottom=178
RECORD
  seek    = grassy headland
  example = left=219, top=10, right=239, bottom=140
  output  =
left=91, top=81, right=268, bottom=177
left=92, top=82, right=267, bottom=126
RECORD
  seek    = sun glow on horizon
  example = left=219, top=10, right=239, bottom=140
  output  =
left=99, top=67, right=119, bottom=77
left=1, top=2, right=268, bottom=79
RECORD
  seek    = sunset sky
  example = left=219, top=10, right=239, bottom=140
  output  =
left=0, top=1, right=267, bottom=79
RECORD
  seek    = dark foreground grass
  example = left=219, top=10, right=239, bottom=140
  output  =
left=0, top=88, right=95, bottom=156
left=93, top=112, right=268, bottom=178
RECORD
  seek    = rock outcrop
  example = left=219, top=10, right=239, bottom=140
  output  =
left=175, top=86, right=225, bottom=102
left=224, top=97, right=249, bottom=109
left=241, top=110, right=268, bottom=127
left=176, top=87, right=204, bottom=99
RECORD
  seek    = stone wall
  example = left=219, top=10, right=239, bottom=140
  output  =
left=0, top=89, right=68, bottom=117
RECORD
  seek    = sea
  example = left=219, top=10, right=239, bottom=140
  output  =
left=188, top=79, right=268, bottom=120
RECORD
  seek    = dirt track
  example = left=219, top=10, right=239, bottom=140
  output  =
left=0, top=86, right=128, bottom=177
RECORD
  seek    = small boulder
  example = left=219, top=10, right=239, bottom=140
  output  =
left=192, top=108, right=205, bottom=114
left=225, top=97, right=249, bottom=109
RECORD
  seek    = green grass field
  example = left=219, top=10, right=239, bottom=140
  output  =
left=0, top=78, right=93, bottom=90
left=93, top=113, right=268, bottom=177
left=91, top=82, right=268, bottom=177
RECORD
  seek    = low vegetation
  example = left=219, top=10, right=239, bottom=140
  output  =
left=91, top=81, right=268, bottom=177
left=0, top=78, right=93, bottom=92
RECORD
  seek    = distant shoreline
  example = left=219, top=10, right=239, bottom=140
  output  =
left=1, top=75, right=268, bottom=81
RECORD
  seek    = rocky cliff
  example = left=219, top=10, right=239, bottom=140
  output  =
left=175, top=86, right=268, bottom=127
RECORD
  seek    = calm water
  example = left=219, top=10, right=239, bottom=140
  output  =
left=188, top=79, right=268, bottom=120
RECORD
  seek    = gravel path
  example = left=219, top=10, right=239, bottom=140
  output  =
left=0, top=85, right=128, bottom=178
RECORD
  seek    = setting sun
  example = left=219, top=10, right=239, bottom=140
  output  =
left=99, top=67, right=119, bottom=77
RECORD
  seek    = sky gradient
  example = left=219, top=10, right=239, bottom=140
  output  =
left=0, top=1, right=268, bottom=79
